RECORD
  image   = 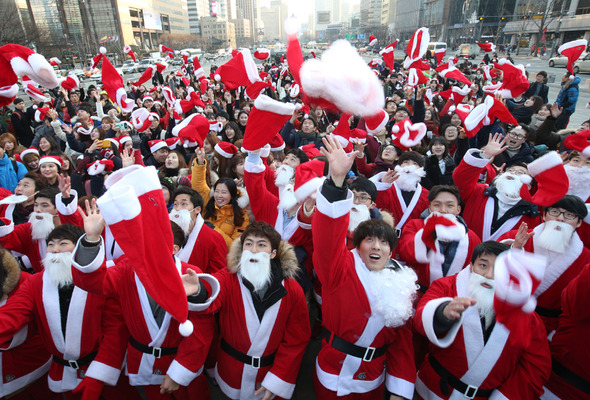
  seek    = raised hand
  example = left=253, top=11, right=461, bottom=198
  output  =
left=512, top=222, right=534, bottom=250
left=61, top=123, right=73, bottom=134
left=80, top=199, right=105, bottom=242
left=196, top=147, right=206, bottom=165
left=481, top=132, right=508, bottom=159
left=416, top=86, right=426, bottom=101
left=57, top=174, right=71, bottom=198
left=320, top=135, right=360, bottom=187
left=491, top=162, right=506, bottom=175
left=381, top=168, right=399, bottom=184
left=352, top=139, right=368, bottom=155
left=121, top=148, right=135, bottom=168
left=181, top=268, right=200, bottom=296
left=550, top=103, right=563, bottom=118
left=443, top=296, right=477, bottom=320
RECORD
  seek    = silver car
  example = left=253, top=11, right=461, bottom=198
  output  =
left=574, top=54, right=590, bottom=74
left=121, top=62, right=137, bottom=73
left=549, top=52, right=587, bottom=68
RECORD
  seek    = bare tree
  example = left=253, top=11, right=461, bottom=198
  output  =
left=0, top=1, right=39, bottom=47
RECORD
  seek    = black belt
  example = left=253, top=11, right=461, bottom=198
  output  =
left=418, top=283, right=429, bottom=294
left=220, top=338, right=275, bottom=369
left=429, top=354, right=494, bottom=399
left=553, top=358, right=590, bottom=395
left=535, top=306, right=562, bottom=319
left=323, top=329, right=387, bottom=362
left=52, top=351, right=97, bottom=369
left=129, top=336, right=177, bottom=358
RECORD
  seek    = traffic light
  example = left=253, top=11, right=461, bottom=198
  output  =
left=523, top=15, right=527, bottom=19
left=479, top=17, right=484, bottom=21
left=501, top=16, right=506, bottom=20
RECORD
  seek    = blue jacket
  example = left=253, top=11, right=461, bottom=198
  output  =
left=0, top=154, right=27, bottom=192
left=556, top=76, right=580, bottom=113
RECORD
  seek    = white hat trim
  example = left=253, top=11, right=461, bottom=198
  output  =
left=254, top=94, right=296, bottom=116
left=526, top=151, right=562, bottom=177
left=215, top=143, right=234, bottom=158
left=150, top=141, right=168, bottom=153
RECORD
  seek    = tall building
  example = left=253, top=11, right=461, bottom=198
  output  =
left=260, top=7, right=280, bottom=42
left=360, top=0, right=389, bottom=29
left=393, top=0, right=423, bottom=38
left=187, top=0, right=210, bottom=35
left=232, top=17, right=251, bottom=46
left=200, top=16, right=236, bottom=49
left=235, top=0, right=257, bottom=43
left=270, top=0, right=288, bottom=41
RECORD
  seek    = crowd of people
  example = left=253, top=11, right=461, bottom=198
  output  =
left=0, top=30, right=589, bottom=400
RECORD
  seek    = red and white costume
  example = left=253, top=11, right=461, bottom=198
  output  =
left=174, top=214, right=228, bottom=273
left=414, top=267, right=551, bottom=400
left=453, top=149, right=542, bottom=241
left=312, top=189, right=416, bottom=398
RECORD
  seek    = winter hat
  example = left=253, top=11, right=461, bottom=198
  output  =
left=483, top=82, right=502, bottom=95
left=49, top=57, right=61, bottom=67
left=209, top=121, right=223, bottom=133
left=214, top=49, right=260, bottom=89
left=435, top=63, right=471, bottom=86
left=254, top=48, right=271, bottom=61
left=564, top=129, right=590, bottom=158
left=289, top=83, right=300, bottom=98
left=215, top=142, right=238, bottom=158
left=118, top=135, right=132, bottom=146
left=159, top=44, right=175, bottom=59
left=379, top=40, right=398, bottom=70
left=439, top=85, right=471, bottom=115
left=245, top=80, right=272, bottom=100
left=91, top=47, right=107, bottom=69
left=546, top=194, right=588, bottom=219
left=390, top=119, right=427, bottom=151
left=351, top=128, right=367, bottom=144
left=403, top=27, right=429, bottom=69
left=558, top=39, right=588, bottom=76
left=269, top=134, right=285, bottom=151
left=242, top=94, right=299, bottom=152
left=519, top=151, right=569, bottom=206
left=34, top=106, right=50, bottom=122
left=101, top=55, right=135, bottom=113
left=124, top=45, right=136, bottom=62
left=493, top=59, right=530, bottom=99
left=162, top=86, right=176, bottom=107
left=368, top=58, right=383, bottom=68
left=181, top=50, right=190, bottom=64
left=482, top=64, right=500, bottom=82
left=132, top=63, right=166, bottom=87
left=434, top=48, right=446, bottom=65
left=131, top=108, right=154, bottom=132
left=193, top=57, right=205, bottom=80
left=148, top=140, right=168, bottom=154
left=165, top=137, right=181, bottom=150
left=20, top=147, right=39, bottom=159
left=199, top=79, right=209, bottom=95
left=453, top=104, right=474, bottom=126
left=87, top=159, right=114, bottom=176
left=477, top=42, right=496, bottom=53
left=294, top=159, right=326, bottom=202
left=407, top=68, right=429, bottom=87
left=0, top=44, right=59, bottom=107
left=25, top=84, right=49, bottom=103
left=61, top=75, right=80, bottom=91
left=369, top=35, right=378, bottom=47
left=142, top=95, right=154, bottom=102
left=464, top=95, right=518, bottom=137
left=300, top=143, right=322, bottom=159
left=331, top=113, right=353, bottom=152
left=149, top=112, right=159, bottom=121
left=171, top=113, right=210, bottom=148
left=365, top=109, right=389, bottom=134
left=420, top=213, right=466, bottom=264
left=38, top=155, right=63, bottom=167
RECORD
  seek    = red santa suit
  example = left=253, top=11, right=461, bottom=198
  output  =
left=543, top=264, right=590, bottom=400
left=174, top=214, right=227, bottom=273
left=312, top=188, right=416, bottom=399
left=414, top=267, right=551, bottom=400
left=206, top=239, right=310, bottom=400
left=70, top=241, right=219, bottom=393
left=499, top=224, right=590, bottom=334
left=453, top=149, right=542, bottom=241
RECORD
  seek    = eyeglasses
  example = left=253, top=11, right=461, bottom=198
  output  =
left=353, top=195, right=372, bottom=204
left=508, top=132, right=526, bottom=140
left=546, top=208, right=578, bottom=221
left=505, top=168, right=529, bottom=176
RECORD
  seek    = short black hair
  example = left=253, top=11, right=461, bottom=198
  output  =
left=35, top=187, right=60, bottom=205
left=78, top=103, right=94, bottom=115
left=544, top=194, right=588, bottom=219
left=471, top=241, right=509, bottom=264
left=398, top=151, right=425, bottom=168
left=395, top=106, right=411, bottom=116
left=170, top=221, right=186, bottom=248
left=46, top=224, right=84, bottom=245
left=13, top=98, right=24, bottom=105
left=350, top=176, right=377, bottom=202
left=240, top=221, right=281, bottom=251
left=353, top=219, right=397, bottom=250
left=286, top=148, right=309, bottom=164
left=172, top=186, right=204, bottom=210
left=428, top=185, right=462, bottom=204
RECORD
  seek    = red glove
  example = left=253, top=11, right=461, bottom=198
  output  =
left=72, top=376, right=104, bottom=400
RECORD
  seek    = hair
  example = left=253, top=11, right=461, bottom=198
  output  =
left=21, top=172, right=47, bottom=191
left=301, top=117, right=318, bottom=129
left=508, top=161, right=529, bottom=171
left=101, top=116, right=114, bottom=125
left=78, top=103, right=94, bottom=115
left=471, top=241, right=509, bottom=264
left=428, top=185, right=462, bottom=204
left=350, top=176, right=378, bottom=202
left=22, top=152, right=40, bottom=170
left=226, top=152, right=245, bottom=179
left=352, top=219, right=397, bottom=250
left=395, top=106, right=411, bottom=116
left=440, top=123, right=458, bottom=140
left=204, top=131, right=221, bottom=153
left=0, top=133, right=19, bottom=157
left=544, top=194, right=588, bottom=219
left=240, top=221, right=281, bottom=251
left=158, top=150, right=187, bottom=178
left=38, top=135, right=59, bottom=155
left=212, top=149, right=233, bottom=179
left=285, top=148, right=309, bottom=164
left=56, top=152, right=75, bottom=175
left=398, top=150, right=425, bottom=168
left=428, top=136, right=450, bottom=158
left=13, top=98, right=24, bottom=105
left=78, top=195, right=97, bottom=208
left=237, top=110, right=249, bottom=127
left=34, top=187, right=59, bottom=205
left=172, top=186, right=204, bottom=210
left=537, top=70, right=548, bottom=81
left=203, top=178, right=245, bottom=226
left=170, top=221, right=187, bottom=248
left=46, top=223, right=85, bottom=245
left=527, top=96, right=544, bottom=114
left=221, top=121, right=243, bottom=143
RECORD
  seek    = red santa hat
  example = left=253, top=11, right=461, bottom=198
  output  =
left=38, top=155, right=63, bottom=167
left=20, top=147, right=39, bottom=159
left=101, top=55, right=135, bottom=113
left=186, top=89, right=206, bottom=109
left=365, top=109, right=389, bottom=134
left=174, top=99, right=194, bottom=114
left=21, top=75, right=37, bottom=89
left=463, top=95, right=518, bottom=137
left=294, top=159, right=326, bottom=202
left=558, top=39, right=588, bottom=76
left=159, top=44, right=175, bottom=59
left=434, top=48, right=446, bottom=65
left=311, top=51, right=317, bottom=59
left=193, top=58, right=205, bottom=80
left=439, top=85, right=471, bottom=115
left=124, top=45, right=136, bottom=62
left=131, top=63, right=166, bottom=87
left=564, top=129, right=590, bottom=158
left=34, top=106, right=50, bottom=122
left=482, top=64, right=500, bottom=82
left=369, top=35, right=378, bottom=47
left=269, top=134, right=285, bottom=151
left=285, top=19, right=304, bottom=85
left=148, top=140, right=168, bottom=154
left=482, top=82, right=502, bottom=95
left=209, top=121, right=223, bottom=133
left=420, top=213, right=466, bottom=264
left=171, top=113, right=210, bottom=148
left=300, top=143, right=322, bottom=159
left=453, top=103, right=474, bottom=126
left=214, top=49, right=260, bottom=89
left=75, top=120, right=94, bottom=136
left=435, top=63, right=471, bottom=86
left=379, top=41, right=397, bottom=70
left=87, top=159, right=115, bottom=176
left=60, top=75, right=80, bottom=91
left=330, top=113, right=353, bottom=152
left=143, top=95, right=154, bottom=103
left=254, top=48, right=271, bottom=61
left=519, top=151, right=569, bottom=206
left=407, top=68, right=429, bottom=87
left=199, top=79, right=209, bottom=95
left=289, top=83, right=300, bottom=98
left=215, top=141, right=238, bottom=158
left=49, top=57, right=61, bottom=66
left=162, top=86, right=176, bottom=107
left=351, top=128, right=367, bottom=144
left=368, top=58, right=382, bottom=68
left=165, top=137, right=181, bottom=150
left=245, top=80, right=272, bottom=100
left=242, top=94, right=299, bottom=152
left=0, top=44, right=59, bottom=107
left=25, top=84, right=48, bottom=103
left=390, top=118, right=427, bottom=151
left=180, top=50, right=190, bottom=65
left=477, top=42, right=496, bottom=53
left=118, top=135, right=132, bottom=146
left=131, top=108, right=154, bottom=132
left=91, top=47, right=107, bottom=69
left=403, top=27, right=430, bottom=69
left=493, top=59, right=530, bottom=99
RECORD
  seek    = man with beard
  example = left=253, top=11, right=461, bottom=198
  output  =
left=414, top=241, right=551, bottom=400
left=563, top=151, right=590, bottom=248
left=0, top=224, right=133, bottom=399
left=0, top=188, right=78, bottom=272
left=312, top=136, right=418, bottom=400
left=168, top=186, right=227, bottom=273
left=262, top=148, right=309, bottom=200
left=369, top=151, right=430, bottom=237
left=201, top=221, right=310, bottom=400
left=502, top=195, right=590, bottom=334
left=0, top=172, right=46, bottom=225
left=453, top=133, right=542, bottom=241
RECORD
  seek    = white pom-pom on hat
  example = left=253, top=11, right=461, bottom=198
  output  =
left=520, top=174, right=533, bottom=185
left=392, top=125, right=400, bottom=134
left=284, top=17, right=300, bottom=36
left=214, top=74, right=221, bottom=81
left=178, top=320, right=193, bottom=337
left=100, top=47, right=107, bottom=55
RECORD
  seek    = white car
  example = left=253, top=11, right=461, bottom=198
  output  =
left=549, top=52, right=587, bottom=68
left=121, top=62, right=137, bottom=73
left=573, top=54, right=590, bottom=74
left=91, top=67, right=124, bottom=82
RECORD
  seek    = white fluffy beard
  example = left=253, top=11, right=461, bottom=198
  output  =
left=536, top=220, right=575, bottom=253
left=274, top=164, right=294, bottom=187
left=349, top=204, right=371, bottom=232
left=239, top=250, right=272, bottom=293
left=467, top=272, right=496, bottom=329
left=43, top=252, right=73, bottom=288
left=278, top=183, right=298, bottom=210
left=565, top=165, right=590, bottom=200
left=394, top=165, right=426, bottom=192
left=28, top=212, right=56, bottom=240
left=169, top=209, right=192, bottom=236
left=366, top=266, right=418, bottom=327
left=494, top=173, right=524, bottom=200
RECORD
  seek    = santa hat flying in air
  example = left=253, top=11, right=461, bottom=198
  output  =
left=558, top=39, right=588, bottom=78
left=124, top=45, right=137, bottom=63
left=131, top=63, right=167, bottom=87
left=379, top=40, right=398, bottom=70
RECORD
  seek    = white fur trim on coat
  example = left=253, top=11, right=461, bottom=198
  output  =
left=71, top=236, right=106, bottom=274
left=261, top=371, right=296, bottom=399
left=56, top=190, right=79, bottom=216
left=526, top=151, right=562, bottom=177
left=85, top=360, right=121, bottom=386
left=166, top=360, right=203, bottom=387
left=315, top=187, right=353, bottom=219
left=421, top=297, right=463, bottom=348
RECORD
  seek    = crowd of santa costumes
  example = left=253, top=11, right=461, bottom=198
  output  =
left=0, top=24, right=590, bottom=400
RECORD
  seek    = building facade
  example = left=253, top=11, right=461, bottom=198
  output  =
left=200, top=16, right=236, bottom=49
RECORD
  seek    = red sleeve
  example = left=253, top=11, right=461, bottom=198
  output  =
left=172, top=312, right=215, bottom=378
left=561, top=263, right=590, bottom=320
left=243, top=160, right=279, bottom=225
left=413, top=277, right=454, bottom=338
left=355, top=155, right=376, bottom=177
left=205, top=229, right=228, bottom=273
left=0, top=275, right=36, bottom=345
left=452, top=149, right=491, bottom=202
left=0, top=220, right=34, bottom=258
left=374, top=186, right=397, bottom=215
left=397, top=219, right=426, bottom=267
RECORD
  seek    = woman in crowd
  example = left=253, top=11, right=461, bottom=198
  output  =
left=220, top=121, right=243, bottom=144
left=422, top=137, right=456, bottom=189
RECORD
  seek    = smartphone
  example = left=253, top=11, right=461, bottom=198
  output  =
left=99, top=140, right=111, bottom=148
left=115, top=122, right=126, bottom=129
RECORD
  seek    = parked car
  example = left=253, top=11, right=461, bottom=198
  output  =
left=573, top=53, right=590, bottom=74
left=455, top=43, right=483, bottom=59
left=121, top=61, right=137, bottom=73
left=83, top=67, right=100, bottom=78
left=136, top=59, right=154, bottom=73
left=548, top=53, right=587, bottom=68
left=91, top=67, right=124, bottom=82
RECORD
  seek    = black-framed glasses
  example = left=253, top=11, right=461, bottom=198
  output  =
left=546, top=208, right=578, bottom=221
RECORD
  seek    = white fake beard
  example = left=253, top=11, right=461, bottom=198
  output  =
left=366, top=266, right=418, bottom=327
left=494, top=173, right=524, bottom=200
left=467, top=272, right=496, bottom=328
left=274, top=164, right=294, bottom=187
left=0, top=194, right=28, bottom=205
left=536, top=220, right=575, bottom=253
left=28, top=212, right=56, bottom=240
left=43, top=252, right=73, bottom=288
left=565, top=164, right=590, bottom=200
left=394, top=165, right=425, bottom=192
left=169, top=209, right=192, bottom=236
left=239, top=250, right=272, bottom=293
left=278, top=183, right=297, bottom=211
left=349, top=204, right=371, bottom=232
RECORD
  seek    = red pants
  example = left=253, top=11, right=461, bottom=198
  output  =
left=4, top=374, right=60, bottom=400
left=63, top=375, right=142, bottom=400
left=142, top=373, right=210, bottom=400
left=313, top=371, right=385, bottom=399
